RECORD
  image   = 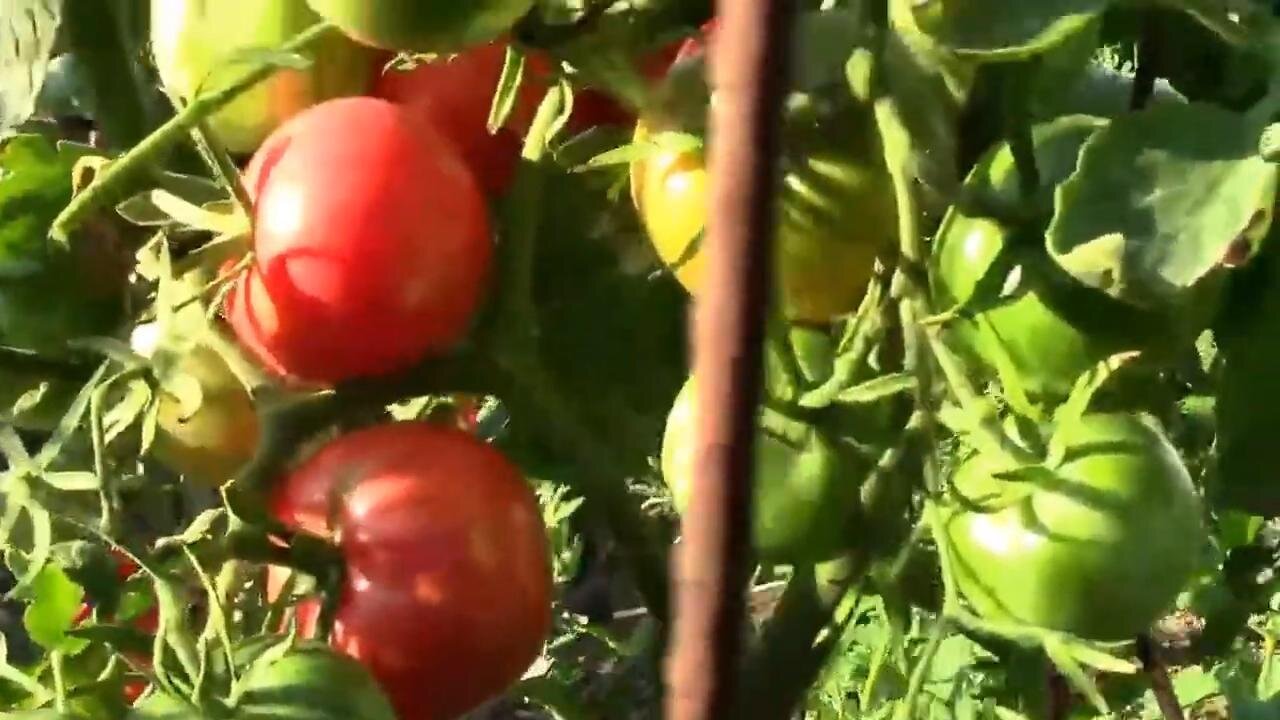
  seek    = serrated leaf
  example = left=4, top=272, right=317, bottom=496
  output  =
left=0, top=0, right=60, bottom=131
left=1047, top=103, right=1279, bottom=307
left=21, top=563, right=86, bottom=653
left=905, top=0, right=1108, bottom=58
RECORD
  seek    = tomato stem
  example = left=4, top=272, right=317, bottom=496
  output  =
left=51, top=21, right=340, bottom=244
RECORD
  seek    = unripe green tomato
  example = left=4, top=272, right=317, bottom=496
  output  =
left=151, top=0, right=377, bottom=154
left=930, top=115, right=1188, bottom=402
left=661, top=378, right=864, bottom=564
left=305, top=0, right=535, bottom=53
left=149, top=344, right=259, bottom=486
left=945, top=413, right=1205, bottom=641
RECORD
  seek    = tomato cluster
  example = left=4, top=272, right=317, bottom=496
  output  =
left=147, top=6, right=571, bottom=716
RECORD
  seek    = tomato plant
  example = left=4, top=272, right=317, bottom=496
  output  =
left=225, top=96, right=493, bottom=384
left=151, top=0, right=376, bottom=154
left=272, top=423, right=552, bottom=720
left=304, top=0, right=535, bottom=53
left=11, top=2, right=1280, bottom=719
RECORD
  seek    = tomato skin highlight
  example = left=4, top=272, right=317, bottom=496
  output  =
left=272, top=423, right=553, bottom=720
left=151, top=0, right=377, bottom=154
left=945, top=413, right=1205, bottom=641
left=225, top=97, right=493, bottom=384
left=305, top=0, right=535, bottom=53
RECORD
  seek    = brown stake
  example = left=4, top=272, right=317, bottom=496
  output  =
left=663, top=2, right=797, bottom=720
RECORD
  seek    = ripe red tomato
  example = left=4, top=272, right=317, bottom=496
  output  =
left=272, top=423, right=553, bottom=720
left=375, top=42, right=542, bottom=194
left=224, top=97, right=493, bottom=384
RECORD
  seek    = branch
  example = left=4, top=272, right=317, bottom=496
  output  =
left=51, top=22, right=339, bottom=244
left=1138, top=635, right=1186, bottom=720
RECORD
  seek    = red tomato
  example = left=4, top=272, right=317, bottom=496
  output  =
left=375, top=42, right=543, bottom=194
left=373, top=39, right=687, bottom=193
left=272, top=423, right=553, bottom=720
left=225, top=97, right=493, bottom=385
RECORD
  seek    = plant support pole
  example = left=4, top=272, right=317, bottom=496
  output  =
left=663, top=2, right=796, bottom=719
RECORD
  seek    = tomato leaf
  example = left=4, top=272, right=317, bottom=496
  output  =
left=488, top=45, right=527, bottom=135
left=828, top=373, right=917, bottom=407
left=0, top=0, right=60, bottom=131
left=575, top=132, right=702, bottom=172
left=903, top=0, right=1108, bottom=59
left=0, top=135, right=96, bottom=279
left=20, top=563, right=86, bottom=654
left=1043, top=635, right=1111, bottom=714
left=1047, top=103, right=1278, bottom=308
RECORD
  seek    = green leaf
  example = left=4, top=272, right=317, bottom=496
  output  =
left=1043, top=636, right=1111, bottom=714
left=0, top=134, right=96, bottom=278
left=905, top=0, right=1109, bottom=58
left=489, top=46, right=527, bottom=135
left=576, top=132, right=702, bottom=172
left=21, top=563, right=86, bottom=653
left=826, top=373, right=917, bottom=407
left=0, top=0, right=60, bottom=131
left=1047, top=103, right=1278, bottom=308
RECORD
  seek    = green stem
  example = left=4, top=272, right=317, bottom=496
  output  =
left=51, top=21, right=338, bottom=244
left=1000, top=62, right=1040, bottom=200
left=50, top=652, right=67, bottom=713
left=189, top=121, right=256, bottom=218
left=893, top=617, right=950, bottom=720
left=739, top=556, right=870, bottom=719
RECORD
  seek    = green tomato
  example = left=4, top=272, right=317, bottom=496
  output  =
left=661, top=378, right=865, bottom=564
left=930, top=115, right=1177, bottom=402
left=132, top=642, right=396, bottom=720
left=151, top=0, right=377, bottom=154
left=305, top=0, right=535, bottom=53
left=945, top=413, right=1205, bottom=641
left=149, top=344, right=260, bottom=487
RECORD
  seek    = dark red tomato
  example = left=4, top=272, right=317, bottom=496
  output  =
left=272, top=423, right=553, bottom=720
left=375, top=41, right=544, bottom=194
left=225, top=97, right=493, bottom=385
